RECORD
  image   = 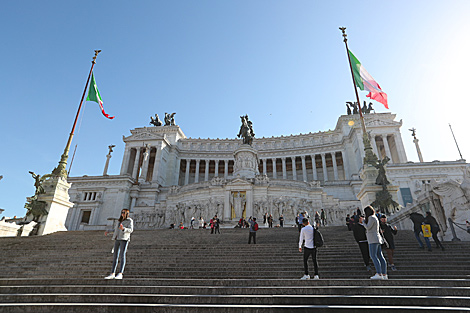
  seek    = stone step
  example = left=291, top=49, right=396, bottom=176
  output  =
left=2, top=303, right=470, bottom=313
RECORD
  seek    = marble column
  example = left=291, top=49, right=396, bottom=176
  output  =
left=272, top=158, right=277, bottom=179
left=139, top=146, right=151, bottom=182
left=224, top=160, right=228, bottom=179
left=120, top=147, right=131, bottom=175
left=321, top=153, right=328, bottom=182
left=131, top=148, right=141, bottom=180
left=341, top=151, right=350, bottom=180
left=281, top=157, right=287, bottom=179
left=204, top=160, right=210, bottom=181
left=371, top=135, right=379, bottom=156
left=195, top=159, right=200, bottom=183
left=215, top=160, right=219, bottom=177
left=184, top=159, right=190, bottom=185
left=174, top=158, right=181, bottom=186
left=331, top=152, right=339, bottom=180
left=291, top=157, right=297, bottom=181
left=262, top=159, right=267, bottom=175
left=394, top=132, right=408, bottom=163
left=382, top=135, right=393, bottom=162
left=301, top=155, right=307, bottom=182
left=414, top=138, right=424, bottom=162
left=151, top=147, right=162, bottom=183
left=311, top=155, right=318, bottom=180
left=103, top=153, right=112, bottom=176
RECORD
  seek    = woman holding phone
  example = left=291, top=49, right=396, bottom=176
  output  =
left=104, top=208, right=134, bottom=280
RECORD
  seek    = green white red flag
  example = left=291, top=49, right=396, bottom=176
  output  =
left=86, top=73, right=114, bottom=119
left=348, top=49, right=388, bottom=109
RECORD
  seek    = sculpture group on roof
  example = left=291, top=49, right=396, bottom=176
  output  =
left=346, top=101, right=374, bottom=115
left=149, top=112, right=176, bottom=127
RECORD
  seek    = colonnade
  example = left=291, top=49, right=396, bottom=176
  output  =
left=370, top=133, right=405, bottom=163
left=121, top=146, right=162, bottom=182
left=177, top=151, right=350, bottom=186
left=259, top=151, right=349, bottom=182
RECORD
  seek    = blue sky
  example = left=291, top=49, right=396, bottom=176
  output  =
left=1, top=1, right=470, bottom=218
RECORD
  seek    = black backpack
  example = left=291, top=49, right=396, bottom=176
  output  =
left=314, top=227, right=324, bottom=248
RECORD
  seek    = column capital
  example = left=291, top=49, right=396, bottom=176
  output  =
left=301, top=155, right=306, bottom=160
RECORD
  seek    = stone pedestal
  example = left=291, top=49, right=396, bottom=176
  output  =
left=26, top=177, right=74, bottom=236
left=233, top=145, right=259, bottom=179
left=356, top=165, right=399, bottom=209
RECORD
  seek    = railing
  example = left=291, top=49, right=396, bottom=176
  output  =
left=447, top=217, right=470, bottom=241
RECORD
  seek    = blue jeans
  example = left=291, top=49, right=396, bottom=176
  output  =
left=414, top=230, right=431, bottom=249
left=111, top=240, right=129, bottom=274
left=369, top=243, right=387, bottom=275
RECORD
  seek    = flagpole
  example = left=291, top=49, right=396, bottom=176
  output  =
left=52, top=50, right=101, bottom=178
left=339, top=27, right=377, bottom=165
left=449, top=124, right=463, bottom=160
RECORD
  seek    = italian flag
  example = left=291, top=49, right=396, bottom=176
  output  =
left=348, top=49, right=388, bottom=109
left=86, top=73, right=115, bottom=119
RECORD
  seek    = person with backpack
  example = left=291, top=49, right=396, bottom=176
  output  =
left=410, top=212, right=432, bottom=251
left=298, top=218, right=319, bottom=280
left=248, top=217, right=258, bottom=244
left=424, top=211, right=445, bottom=251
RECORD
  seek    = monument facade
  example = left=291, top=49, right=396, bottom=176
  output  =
left=65, top=112, right=469, bottom=234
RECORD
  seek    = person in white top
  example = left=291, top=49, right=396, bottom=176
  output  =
left=364, top=205, right=387, bottom=280
left=298, top=218, right=319, bottom=280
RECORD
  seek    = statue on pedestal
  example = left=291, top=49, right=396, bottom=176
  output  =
left=237, top=114, right=255, bottom=146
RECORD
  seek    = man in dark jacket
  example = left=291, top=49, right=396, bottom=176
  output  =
left=410, top=212, right=431, bottom=251
left=353, top=215, right=371, bottom=271
left=424, top=211, right=445, bottom=251
left=380, top=215, right=398, bottom=271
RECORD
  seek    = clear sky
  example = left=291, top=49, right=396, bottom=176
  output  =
left=1, top=0, right=470, bottom=219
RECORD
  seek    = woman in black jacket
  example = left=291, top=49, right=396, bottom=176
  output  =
left=424, top=211, right=445, bottom=251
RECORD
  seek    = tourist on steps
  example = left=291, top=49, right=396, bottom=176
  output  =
left=279, top=214, right=284, bottom=227
left=248, top=217, right=258, bottom=244
left=320, top=209, right=327, bottom=226
left=424, top=211, right=445, bottom=251
left=380, top=215, right=398, bottom=271
left=213, top=215, right=221, bottom=234
left=364, top=206, right=388, bottom=280
left=299, top=218, right=319, bottom=280
left=314, top=211, right=320, bottom=227
left=104, top=208, right=134, bottom=280
left=352, top=214, right=371, bottom=271
left=410, top=212, right=432, bottom=251
left=268, top=214, right=273, bottom=228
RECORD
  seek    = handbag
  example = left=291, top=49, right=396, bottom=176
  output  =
left=422, top=224, right=432, bottom=237
left=380, top=232, right=389, bottom=249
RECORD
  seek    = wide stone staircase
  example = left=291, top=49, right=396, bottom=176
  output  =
left=1, top=224, right=470, bottom=312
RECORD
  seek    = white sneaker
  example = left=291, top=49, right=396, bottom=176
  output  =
left=313, top=275, right=320, bottom=280
left=104, top=273, right=115, bottom=279
left=382, top=274, right=388, bottom=280
left=370, top=273, right=382, bottom=280
left=115, top=273, right=123, bottom=280
left=300, top=274, right=310, bottom=280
